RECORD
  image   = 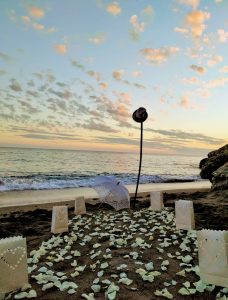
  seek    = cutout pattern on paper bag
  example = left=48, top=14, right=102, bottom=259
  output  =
left=175, top=199, right=195, bottom=230
left=51, top=206, right=68, bottom=234
left=0, top=236, right=28, bottom=293
left=150, top=191, right=164, bottom=211
left=75, top=196, right=87, bottom=215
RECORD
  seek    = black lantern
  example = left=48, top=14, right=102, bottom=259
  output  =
left=132, top=107, right=148, bottom=208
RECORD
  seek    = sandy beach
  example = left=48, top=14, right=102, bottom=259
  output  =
left=0, top=181, right=211, bottom=213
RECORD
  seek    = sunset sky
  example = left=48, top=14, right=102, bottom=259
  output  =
left=0, top=0, right=227, bottom=156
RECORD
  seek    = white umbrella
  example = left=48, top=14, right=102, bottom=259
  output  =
left=91, top=176, right=130, bottom=211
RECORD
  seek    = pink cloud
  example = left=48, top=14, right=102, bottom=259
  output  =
left=185, top=10, right=210, bottom=40
left=54, top=44, right=67, bottom=55
left=207, top=55, right=223, bottom=67
left=140, top=47, right=180, bottom=64
left=27, top=7, right=45, bottom=19
left=106, top=2, right=121, bottom=16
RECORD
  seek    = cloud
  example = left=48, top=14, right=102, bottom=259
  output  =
left=106, top=2, right=121, bottom=16
left=16, top=128, right=81, bottom=140
left=71, top=60, right=85, bottom=70
left=190, top=64, right=206, bottom=74
left=207, top=55, right=223, bottom=67
left=140, top=47, right=180, bottom=64
left=185, top=10, right=210, bottom=40
left=0, top=51, right=12, bottom=63
left=129, top=15, right=145, bottom=40
left=217, top=29, right=228, bottom=43
left=18, top=100, right=41, bottom=114
left=99, top=82, right=108, bottom=89
left=132, top=71, right=142, bottom=77
left=197, top=89, right=211, bottom=99
left=54, top=44, right=67, bottom=54
left=133, top=83, right=146, bottom=89
left=20, top=133, right=81, bottom=141
left=178, top=96, right=190, bottom=109
left=146, top=128, right=226, bottom=145
left=220, top=66, right=228, bottom=73
left=0, top=69, right=7, bottom=76
left=88, top=33, right=106, bottom=44
left=112, top=69, right=124, bottom=80
left=9, top=79, right=22, bottom=92
left=174, top=27, right=189, bottom=34
left=141, top=5, right=153, bottom=16
left=182, top=77, right=201, bottom=84
left=82, top=120, right=118, bottom=133
left=27, top=7, right=45, bottom=19
left=21, top=15, right=31, bottom=23
left=177, top=0, right=199, bottom=9
left=21, top=14, right=56, bottom=33
left=206, top=77, right=228, bottom=88
left=32, top=23, right=44, bottom=30
left=27, top=90, right=39, bottom=98
left=49, top=87, right=72, bottom=99
left=87, top=70, right=101, bottom=81
left=91, top=93, right=132, bottom=127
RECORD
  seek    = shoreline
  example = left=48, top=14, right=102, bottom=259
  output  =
left=0, top=181, right=211, bottom=213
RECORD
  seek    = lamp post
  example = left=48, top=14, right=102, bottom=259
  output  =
left=132, top=107, right=148, bottom=209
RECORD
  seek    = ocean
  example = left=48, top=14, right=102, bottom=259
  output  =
left=0, top=147, right=203, bottom=191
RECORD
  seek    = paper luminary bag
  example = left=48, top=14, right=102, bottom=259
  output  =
left=149, top=191, right=164, bottom=211
left=0, top=236, right=28, bottom=294
left=51, top=205, right=68, bottom=234
left=75, top=196, right=87, bottom=215
left=175, top=199, right=195, bottom=230
left=197, top=230, right=228, bottom=288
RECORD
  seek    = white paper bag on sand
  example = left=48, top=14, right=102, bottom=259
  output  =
left=149, top=191, right=164, bottom=211
left=0, top=236, right=28, bottom=293
left=175, top=199, right=195, bottom=230
left=197, top=230, right=228, bottom=288
left=75, top=196, right=87, bottom=215
left=51, top=205, right=68, bottom=234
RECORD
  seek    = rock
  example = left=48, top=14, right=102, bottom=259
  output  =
left=212, top=162, right=228, bottom=191
left=199, top=144, right=228, bottom=181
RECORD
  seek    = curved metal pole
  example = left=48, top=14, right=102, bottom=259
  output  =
left=133, top=122, right=143, bottom=209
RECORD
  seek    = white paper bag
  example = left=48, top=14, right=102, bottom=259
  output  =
left=149, top=191, right=164, bottom=211
left=75, top=196, right=87, bottom=215
left=51, top=205, right=68, bottom=234
left=0, top=236, right=28, bottom=293
left=175, top=199, right=195, bottom=230
left=197, top=230, right=228, bottom=288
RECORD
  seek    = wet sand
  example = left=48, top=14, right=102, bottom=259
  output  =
left=0, top=181, right=211, bottom=213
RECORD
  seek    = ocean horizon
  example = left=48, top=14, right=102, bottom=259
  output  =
left=0, top=147, right=203, bottom=192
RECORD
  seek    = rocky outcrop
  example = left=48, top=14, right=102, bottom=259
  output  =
left=199, top=144, right=228, bottom=181
left=212, top=162, right=228, bottom=191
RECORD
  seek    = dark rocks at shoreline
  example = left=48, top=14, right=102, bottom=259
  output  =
left=199, top=144, right=228, bottom=191
left=212, top=162, right=228, bottom=192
